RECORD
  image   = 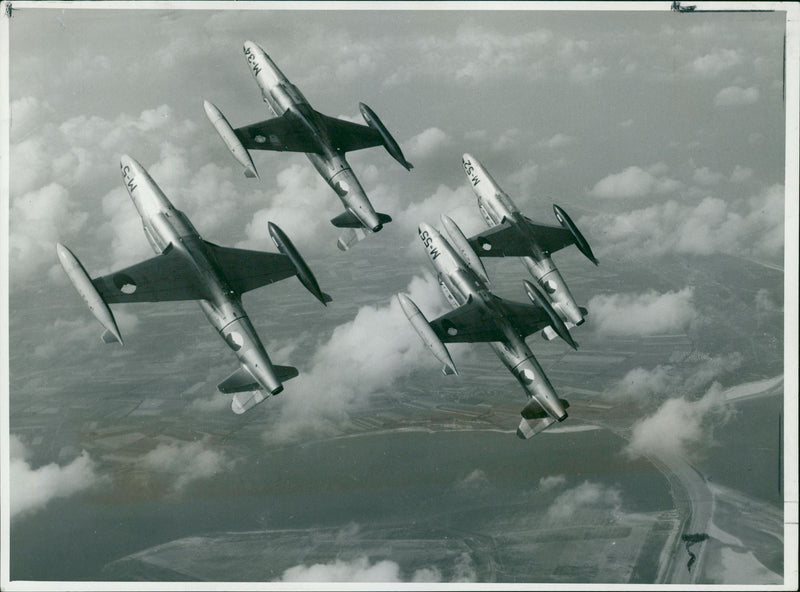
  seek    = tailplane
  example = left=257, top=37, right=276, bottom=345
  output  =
left=219, top=365, right=299, bottom=414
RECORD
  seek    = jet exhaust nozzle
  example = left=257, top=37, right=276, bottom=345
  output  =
left=203, top=100, right=259, bottom=179
left=359, top=102, right=413, bottom=171
left=268, top=222, right=331, bottom=306
left=523, top=280, right=578, bottom=351
left=440, top=214, right=490, bottom=285
left=397, top=293, right=457, bottom=376
left=56, top=243, right=123, bottom=345
left=553, top=204, right=598, bottom=265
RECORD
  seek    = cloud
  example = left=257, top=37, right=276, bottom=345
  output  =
left=545, top=481, right=621, bottom=521
left=10, top=183, right=89, bottom=279
left=237, top=163, right=339, bottom=252
left=538, top=133, right=575, bottom=149
left=403, top=127, right=451, bottom=161
left=538, top=474, right=567, bottom=492
left=139, top=438, right=234, bottom=492
left=569, top=59, right=607, bottom=84
left=690, top=48, right=742, bottom=77
left=693, top=166, right=724, bottom=186
left=10, top=435, right=104, bottom=519
left=609, top=353, right=743, bottom=400
left=582, top=184, right=784, bottom=260
left=588, top=288, right=697, bottom=337
left=264, top=274, right=454, bottom=442
left=280, top=556, right=402, bottom=582
left=714, top=86, right=760, bottom=106
left=457, top=469, right=489, bottom=488
left=279, top=554, right=470, bottom=582
left=625, top=382, right=732, bottom=460
left=730, top=165, right=754, bottom=183
left=588, top=164, right=681, bottom=198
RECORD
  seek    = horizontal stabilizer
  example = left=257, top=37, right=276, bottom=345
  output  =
left=273, top=364, right=300, bottom=382
left=337, top=228, right=368, bottom=251
left=517, top=416, right=557, bottom=439
left=331, top=210, right=362, bottom=228
left=232, top=391, right=267, bottom=415
left=218, top=366, right=260, bottom=394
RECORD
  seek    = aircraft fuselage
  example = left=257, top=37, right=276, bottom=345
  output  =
left=120, top=155, right=284, bottom=394
left=418, top=223, right=567, bottom=421
left=243, top=41, right=382, bottom=232
left=462, top=155, right=584, bottom=326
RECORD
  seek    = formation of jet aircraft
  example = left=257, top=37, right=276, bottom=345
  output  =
left=58, top=41, right=597, bottom=434
left=398, top=157, right=597, bottom=438
left=204, top=41, right=413, bottom=251
left=58, top=155, right=330, bottom=414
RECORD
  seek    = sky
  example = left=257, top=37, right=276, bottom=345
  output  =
left=1, top=2, right=797, bottom=589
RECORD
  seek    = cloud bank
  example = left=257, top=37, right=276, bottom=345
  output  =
left=588, top=164, right=681, bottom=199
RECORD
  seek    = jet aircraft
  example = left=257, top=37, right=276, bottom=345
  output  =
left=57, top=155, right=330, bottom=415
left=461, top=153, right=597, bottom=338
left=204, top=41, right=413, bottom=251
left=398, top=215, right=583, bottom=439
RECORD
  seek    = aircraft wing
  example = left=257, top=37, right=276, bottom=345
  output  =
left=204, top=242, right=297, bottom=294
left=467, top=222, right=531, bottom=257
left=496, top=298, right=551, bottom=338
left=429, top=298, right=506, bottom=343
left=316, top=113, right=384, bottom=153
left=92, top=245, right=210, bottom=303
left=234, top=114, right=320, bottom=153
left=523, top=216, right=578, bottom=254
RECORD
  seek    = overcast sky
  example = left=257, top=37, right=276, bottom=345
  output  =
left=3, top=3, right=797, bottom=585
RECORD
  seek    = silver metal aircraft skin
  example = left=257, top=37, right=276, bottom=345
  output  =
left=461, top=153, right=597, bottom=335
left=57, top=155, right=330, bottom=415
left=398, top=216, right=580, bottom=439
left=204, top=40, right=413, bottom=251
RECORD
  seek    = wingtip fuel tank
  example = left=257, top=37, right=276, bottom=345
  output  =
left=203, top=100, right=259, bottom=179
left=267, top=222, right=331, bottom=306
left=397, top=293, right=457, bottom=376
left=523, top=280, right=578, bottom=350
left=358, top=102, right=413, bottom=171
left=56, top=243, right=123, bottom=345
left=553, top=204, right=598, bottom=266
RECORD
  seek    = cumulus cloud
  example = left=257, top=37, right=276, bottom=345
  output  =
left=264, top=274, right=454, bottom=442
left=237, top=163, right=339, bottom=252
left=279, top=554, right=472, bottom=583
left=545, top=481, right=621, bottom=521
left=609, top=353, right=743, bottom=400
left=625, top=382, right=732, bottom=460
left=690, top=48, right=742, bottom=77
left=10, top=104, right=203, bottom=279
left=569, top=59, right=607, bottom=84
left=588, top=164, right=681, bottom=198
left=588, top=288, right=697, bottom=337
left=10, top=183, right=89, bottom=279
left=693, top=166, right=724, bottom=186
left=730, top=165, right=754, bottom=183
left=714, top=86, right=760, bottom=107
left=403, top=127, right=451, bottom=161
left=10, top=435, right=104, bottom=519
left=139, top=438, right=234, bottom=492
left=538, top=133, right=575, bottom=149
left=457, top=469, right=489, bottom=488
left=582, top=184, right=784, bottom=260
left=538, top=474, right=567, bottom=492
left=32, top=309, right=138, bottom=360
